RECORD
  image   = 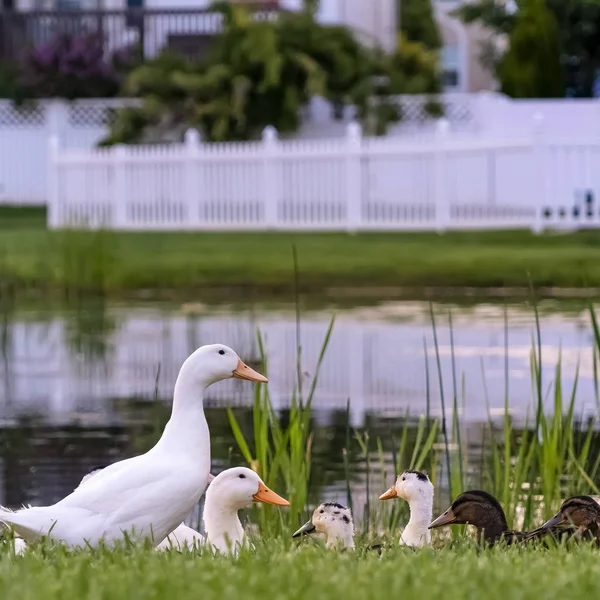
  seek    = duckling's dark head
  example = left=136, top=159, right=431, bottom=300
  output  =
left=429, top=490, right=509, bottom=538
left=542, top=496, right=600, bottom=531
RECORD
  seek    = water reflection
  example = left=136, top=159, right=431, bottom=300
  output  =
left=0, top=300, right=597, bottom=514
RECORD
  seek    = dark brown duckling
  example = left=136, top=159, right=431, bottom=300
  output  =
left=429, top=490, right=545, bottom=547
left=540, top=495, right=600, bottom=545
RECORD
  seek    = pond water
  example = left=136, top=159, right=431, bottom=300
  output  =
left=0, top=298, right=597, bottom=521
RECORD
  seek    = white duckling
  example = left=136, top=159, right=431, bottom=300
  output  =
left=293, top=502, right=355, bottom=549
left=0, top=345, right=266, bottom=548
left=379, top=469, right=434, bottom=547
left=158, top=467, right=288, bottom=555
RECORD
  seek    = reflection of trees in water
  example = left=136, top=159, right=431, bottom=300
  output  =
left=64, top=294, right=117, bottom=369
left=0, top=292, right=14, bottom=407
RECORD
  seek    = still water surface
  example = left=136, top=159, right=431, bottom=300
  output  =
left=0, top=299, right=596, bottom=519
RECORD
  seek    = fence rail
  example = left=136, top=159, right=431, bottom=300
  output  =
left=47, top=115, right=600, bottom=232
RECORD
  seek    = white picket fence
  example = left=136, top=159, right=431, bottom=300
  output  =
left=48, top=114, right=600, bottom=232
left=0, top=95, right=473, bottom=206
left=4, top=92, right=600, bottom=209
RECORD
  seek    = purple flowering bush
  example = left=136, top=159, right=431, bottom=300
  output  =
left=20, top=33, right=136, bottom=99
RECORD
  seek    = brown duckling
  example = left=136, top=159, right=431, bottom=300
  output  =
left=429, top=490, right=544, bottom=547
left=540, top=495, right=600, bottom=545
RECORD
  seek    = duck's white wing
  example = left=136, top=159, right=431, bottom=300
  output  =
left=156, top=523, right=205, bottom=551
left=0, top=456, right=207, bottom=547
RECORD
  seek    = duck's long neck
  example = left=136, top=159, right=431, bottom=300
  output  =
left=401, top=494, right=433, bottom=547
left=203, top=501, right=245, bottom=555
left=153, top=374, right=210, bottom=463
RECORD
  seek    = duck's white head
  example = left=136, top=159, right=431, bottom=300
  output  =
left=379, top=470, right=434, bottom=504
left=206, top=467, right=289, bottom=511
left=179, top=344, right=267, bottom=389
left=293, top=502, right=355, bottom=548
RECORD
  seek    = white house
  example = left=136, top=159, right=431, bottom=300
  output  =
left=434, top=0, right=498, bottom=93
left=3, top=0, right=497, bottom=92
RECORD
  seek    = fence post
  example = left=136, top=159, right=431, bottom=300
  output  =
left=45, top=99, right=69, bottom=141
left=531, top=112, right=546, bottom=234
left=434, top=118, right=450, bottom=232
left=113, top=145, right=128, bottom=229
left=346, top=121, right=362, bottom=232
left=185, top=129, right=201, bottom=227
left=262, top=126, right=279, bottom=229
left=47, top=136, right=60, bottom=229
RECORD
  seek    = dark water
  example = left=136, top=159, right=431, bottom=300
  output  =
left=0, top=298, right=597, bottom=516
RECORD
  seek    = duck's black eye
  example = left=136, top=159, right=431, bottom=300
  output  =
left=319, top=509, right=324, bottom=514
left=238, top=474, right=246, bottom=479
left=402, top=477, right=406, bottom=481
left=218, top=350, right=225, bottom=355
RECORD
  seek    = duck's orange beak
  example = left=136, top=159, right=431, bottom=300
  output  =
left=232, top=359, right=268, bottom=383
left=379, top=487, right=398, bottom=501
left=252, top=482, right=290, bottom=506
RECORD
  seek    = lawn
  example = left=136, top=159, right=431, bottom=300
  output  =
left=1, top=206, right=600, bottom=297
left=0, top=541, right=597, bottom=600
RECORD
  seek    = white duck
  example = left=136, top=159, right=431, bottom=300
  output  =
left=293, top=502, right=355, bottom=549
left=0, top=344, right=266, bottom=548
left=158, top=467, right=289, bottom=554
left=379, top=469, right=434, bottom=547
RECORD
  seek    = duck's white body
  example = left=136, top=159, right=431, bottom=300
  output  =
left=380, top=470, right=433, bottom=548
left=156, top=523, right=206, bottom=551
left=0, top=345, right=266, bottom=548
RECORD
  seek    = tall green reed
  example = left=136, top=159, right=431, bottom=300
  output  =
left=228, top=300, right=600, bottom=538
left=227, top=318, right=335, bottom=536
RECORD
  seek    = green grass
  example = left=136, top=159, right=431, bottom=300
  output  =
left=2, top=541, right=600, bottom=599
left=2, top=207, right=600, bottom=297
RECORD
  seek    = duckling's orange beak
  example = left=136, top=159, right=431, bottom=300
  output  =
left=379, top=487, right=398, bottom=501
left=232, top=359, right=268, bottom=383
left=429, top=507, right=457, bottom=529
left=253, top=482, right=290, bottom=506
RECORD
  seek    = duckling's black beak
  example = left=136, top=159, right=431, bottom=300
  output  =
left=293, top=520, right=316, bottom=538
left=541, top=513, right=568, bottom=529
left=429, top=507, right=457, bottom=529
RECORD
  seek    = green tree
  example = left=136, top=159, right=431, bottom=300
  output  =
left=455, top=0, right=600, bottom=96
left=101, top=4, right=442, bottom=144
left=398, top=0, right=442, bottom=50
left=499, top=0, right=563, bottom=98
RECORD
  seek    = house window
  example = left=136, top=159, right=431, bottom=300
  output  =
left=442, top=44, right=460, bottom=89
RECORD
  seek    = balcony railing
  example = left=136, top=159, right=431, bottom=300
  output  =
left=0, top=5, right=282, bottom=65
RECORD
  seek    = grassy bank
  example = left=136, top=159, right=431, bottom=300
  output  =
left=1, top=207, right=600, bottom=297
left=1, top=542, right=599, bottom=599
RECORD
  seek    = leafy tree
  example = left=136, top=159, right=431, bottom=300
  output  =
left=397, top=0, right=442, bottom=50
left=499, top=0, right=563, bottom=98
left=455, top=0, right=600, bottom=96
left=102, top=4, right=442, bottom=145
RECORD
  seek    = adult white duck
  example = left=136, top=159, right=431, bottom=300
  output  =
left=157, top=467, right=289, bottom=554
left=0, top=344, right=266, bottom=548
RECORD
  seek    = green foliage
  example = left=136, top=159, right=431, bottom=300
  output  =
left=499, top=0, right=564, bottom=98
left=101, top=5, right=441, bottom=145
left=398, top=0, right=442, bottom=50
left=455, top=0, right=600, bottom=97
left=389, top=34, right=442, bottom=95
